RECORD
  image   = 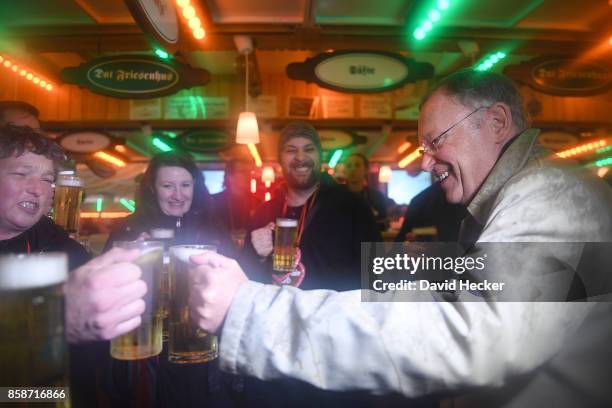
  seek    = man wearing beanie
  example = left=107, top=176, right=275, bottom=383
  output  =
left=240, top=122, right=397, bottom=407
left=243, top=120, right=380, bottom=291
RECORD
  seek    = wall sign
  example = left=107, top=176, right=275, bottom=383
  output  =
left=318, top=129, right=366, bottom=151
left=505, top=57, right=612, bottom=96
left=287, top=50, right=434, bottom=93
left=538, top=131, right=579, bottom=151
left=61, top=56, right=210, bottom=99
left=287, top=96, right=316, bottom=117
left=179, top=129, right=230, bottom=152
left=125, top=0, right=179, bottom=52
left=58, top=131, right=113, bottom=154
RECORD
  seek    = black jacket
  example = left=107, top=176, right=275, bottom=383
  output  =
left=0, top=216, right=90, bottom=270
left=395, top=183, right=466, bottom=242
left=242, top=174, right=381, bottom=291
left=0, top=216, right=98, bottom=408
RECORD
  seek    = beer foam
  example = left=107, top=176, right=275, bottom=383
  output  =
left=170, top=245, right=216, bottom=264
left=56, top=177, right=84, bottom=188
left=150, top=229, right=175, bottom=239
left=276, top=218, right=298, bottom=227
left=0, top=253, right=68, bottom=290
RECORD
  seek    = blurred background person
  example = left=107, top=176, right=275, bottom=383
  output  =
left=344, top=152, right=398, bottom=231
left=211, top=158, right=261, bottom=250
left=0, top=100, right=41, bottom=128
left=395, top=182, right=466, bottom=242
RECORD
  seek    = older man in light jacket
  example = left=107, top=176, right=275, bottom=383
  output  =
left=188, top=69, right=612, bottom=407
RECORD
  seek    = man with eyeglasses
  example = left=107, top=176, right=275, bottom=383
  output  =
left=120, top=70, right=612, bottom=407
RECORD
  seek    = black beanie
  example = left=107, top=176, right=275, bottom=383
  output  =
left=277, top=121, right=322, bottom=156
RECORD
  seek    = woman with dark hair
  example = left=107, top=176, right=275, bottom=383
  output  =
left=103, top=152, right=238, bottom=408
left=105, top=151, right=221, bottom=247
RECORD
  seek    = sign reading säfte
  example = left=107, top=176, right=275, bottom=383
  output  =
left=287, top=50, right=434, bottom=93
left=505, top=57, right=612, bottom=96
left=61, top=56, right=210, bottom=99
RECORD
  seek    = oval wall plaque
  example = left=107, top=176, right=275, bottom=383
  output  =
left=505, top=56, right=612, bottom=96
left=61, top=55, right=210, bottom=99
left=180, top=129, right=230, bottom=152
left=287, top=50, right=434, bottom=93
left=59, top=131, right=112, bottom=154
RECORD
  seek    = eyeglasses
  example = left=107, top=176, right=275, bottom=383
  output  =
left=420, top=106, right=489, bottom=154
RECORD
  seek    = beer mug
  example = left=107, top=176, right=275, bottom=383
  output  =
left=0, top=253, right=68, bottom=389
left=53, top=173, right=84, bottom=235
left=272, top=218, right=298, bottom=273
left=168, top=245, right=217, bottom=364
left=110, top=240, right=164, bottom=360
left=150, top=228, right=175, bottom=342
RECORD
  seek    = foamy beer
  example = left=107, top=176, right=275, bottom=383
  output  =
left=53, top=173, right=84, bottom=234
left=273, top=218, right=298, bottom=272
left=0, top=253, right=68, bottom=390
left=111, top=241, right=164, bottom=360
left=168, top=245, right=218, bottom=363
left=150, top=228, right=175, bottom=342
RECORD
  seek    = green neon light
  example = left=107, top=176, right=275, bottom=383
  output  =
left=475, top=51, right=507, bottom=71
left=596, top=145, right=612, bottom=155
left=120, top=198, right=135, bottom=212
left=164, top=131, right=178, bottom=139
left=328, top=150, right=343, bottom=168
left=96, top=197, right=103, bottom=212
left=155, top=48, right=169, bottom=59
left=413, top=0, right=453, bottom=40
left=594, top=157, right=612, bottom=168
left=152, top=137, right=173, bottom=152
left=128, top=199, right=136, bottom=207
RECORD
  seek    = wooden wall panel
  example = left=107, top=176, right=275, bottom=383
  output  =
left=1, top=72, right=610, bottom=125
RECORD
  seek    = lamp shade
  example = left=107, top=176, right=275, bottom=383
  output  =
left=236, top=112, right=260, bottom=144
left=378, top=165, right=392, bottom=183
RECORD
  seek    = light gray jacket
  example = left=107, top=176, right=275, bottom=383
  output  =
left=219, top=129, right=612, bottom=407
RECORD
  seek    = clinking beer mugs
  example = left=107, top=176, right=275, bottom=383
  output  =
left=0, top=253, right=69, bottom=392
left=53, top=172, right=84, bottom=235
left=168, top=245, right=218, bottom=364
left=110, top=240, right=164, bottom=360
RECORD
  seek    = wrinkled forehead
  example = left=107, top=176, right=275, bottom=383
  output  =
left=0, top=151, right=55, bottom=173
left=418, top=92, right=466, bottom=138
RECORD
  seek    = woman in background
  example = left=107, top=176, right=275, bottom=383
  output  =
left=104, top=151, right=239, bottom=408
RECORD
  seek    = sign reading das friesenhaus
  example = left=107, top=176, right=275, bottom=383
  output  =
left=61, top=55, right=210, bottom=99
left=287, top=50, right=434, bottom=93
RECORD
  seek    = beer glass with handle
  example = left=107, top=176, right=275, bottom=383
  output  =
left=168, top=244, right=218, bottom=363
left=53, top=172, right=84, bottom=236
left=110, top=240, right=164, bottom=360
left=0, top=253, right=69, bottom=399
left=272, top=218, right=298, bottom=273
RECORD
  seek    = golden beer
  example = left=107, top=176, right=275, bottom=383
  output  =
left=150, top=228, right=175, bottom=342
left=53, top=173, right=84, bottom=234
left=273, top=218, right=298, bottom=272
left=168, top=245, right=217, bottom=363
left=110, top=241, right=164, bottom=360
left=0, top=253, right=68, bottom=393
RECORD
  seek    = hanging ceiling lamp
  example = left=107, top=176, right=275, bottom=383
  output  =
left=235, top=35, right=259, bottom=145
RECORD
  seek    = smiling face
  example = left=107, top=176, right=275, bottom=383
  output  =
left=280, top=137, right=321, bottom=191
left=0, top=152, right=55, bottom=240
left=154, top=166, right=194, bottom=217
left=419, top=91, right=501, bottom=205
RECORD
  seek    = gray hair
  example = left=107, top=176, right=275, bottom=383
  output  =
left=421, top=69, right=529, bottom=131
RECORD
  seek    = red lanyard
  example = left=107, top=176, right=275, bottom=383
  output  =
left=282, top=188, right=319, bottom=246
left=26, top=240, right=31, bottom=255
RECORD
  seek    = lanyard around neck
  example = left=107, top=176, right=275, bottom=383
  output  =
left=282, top=187, right=319, bottom=246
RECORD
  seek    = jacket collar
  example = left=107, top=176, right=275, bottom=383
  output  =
left=467, top=128, right=541, bottom=225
